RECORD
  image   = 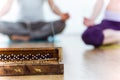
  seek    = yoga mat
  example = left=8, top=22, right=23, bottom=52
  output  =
left=99, top=44, right=120, bottom=49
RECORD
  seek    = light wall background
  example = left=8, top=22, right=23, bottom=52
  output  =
left=0, top=0, right=109, bottom=46
left=0, top=0, right=109, bottom=34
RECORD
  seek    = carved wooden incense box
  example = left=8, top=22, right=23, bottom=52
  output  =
left=0, top=48, right=63, bottom=76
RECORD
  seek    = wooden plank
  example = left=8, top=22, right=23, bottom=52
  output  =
left=0, top=75, right=63, bottom=80
left=0, top=64, right=63, bottom=76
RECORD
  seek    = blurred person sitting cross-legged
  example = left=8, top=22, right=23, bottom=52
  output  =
left=82, top=0, right=120, bottom=47
left=0, top=0, right=69, bottom=42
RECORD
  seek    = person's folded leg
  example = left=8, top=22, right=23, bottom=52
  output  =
left=82, top=20, right=120, bottom=47
left=0, top=20, right=66, bottom=41
left=82, top=27, right=104, bottom=47
left=29, top=20, right=66, bottom=41
left=0, top=21, right=30, bottom=36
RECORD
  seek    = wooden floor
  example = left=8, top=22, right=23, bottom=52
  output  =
left=1, top=34, right=120, bottom=80
left=0, top=75, right=63, bottom=80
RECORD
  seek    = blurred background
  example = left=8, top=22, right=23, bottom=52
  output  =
left=0, top=0, right=109, bottom=47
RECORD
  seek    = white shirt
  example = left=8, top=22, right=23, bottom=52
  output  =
left=17, top=0, right=46, bottom=22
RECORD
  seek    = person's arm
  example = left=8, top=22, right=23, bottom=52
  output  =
left=0, top=0, right=14, bottom=17
left=48, top=0, right=63, bottom=16
left=48, top=0, right=69, bottom=21
left=90, top=0, right=104, bottom=20
left=84, top=0, right=104, bottom=26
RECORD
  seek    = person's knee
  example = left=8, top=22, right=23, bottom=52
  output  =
left=82, top=28, right=104, bottom=47
left=58, top=21, right=66, bottom=33
left=54, top=20, right=66, bottom=34
left=82, top=29, right=93, bottom=44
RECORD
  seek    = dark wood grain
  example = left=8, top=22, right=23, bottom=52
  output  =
left=0, top=64, right=63, bottom=76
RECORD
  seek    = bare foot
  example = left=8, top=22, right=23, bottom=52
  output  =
left=11, top=35, right=30, bottom=41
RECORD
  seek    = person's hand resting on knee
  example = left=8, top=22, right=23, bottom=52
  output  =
left=83, top=0, right=104, bottom=27
left=83, top=17, right=95, bottom=27
left=61, top=13, right=70, bottom=22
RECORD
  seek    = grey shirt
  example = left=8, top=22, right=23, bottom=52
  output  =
left=18, top=0, right=46, bottom=22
